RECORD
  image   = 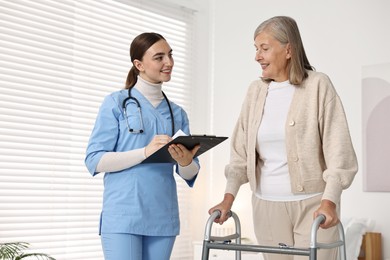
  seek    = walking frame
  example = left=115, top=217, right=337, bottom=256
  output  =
left=201, top=210, right=347, bottom=260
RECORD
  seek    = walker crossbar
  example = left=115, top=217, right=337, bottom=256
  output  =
left=201, top=210, right=346, bottom=260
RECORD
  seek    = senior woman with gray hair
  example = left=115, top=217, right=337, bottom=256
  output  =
left=209, top=16, right=358, bottom=260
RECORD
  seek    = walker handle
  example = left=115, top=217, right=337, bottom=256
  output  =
left=212, top=210, right=232, bottom=219
left=204, top=210, right=241, bottom=243
left=317, top=214, right=326, bottom=224
left=310, top=214, right=326, bottom=247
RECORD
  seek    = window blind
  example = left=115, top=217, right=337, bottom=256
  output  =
left=0, top=0, right=196, bottom=259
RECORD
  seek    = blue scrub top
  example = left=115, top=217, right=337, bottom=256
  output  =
left=85, top=88, right=199, bottom=236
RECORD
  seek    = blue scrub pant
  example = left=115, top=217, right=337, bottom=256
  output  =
left=101, top=233, right=176, bottom=260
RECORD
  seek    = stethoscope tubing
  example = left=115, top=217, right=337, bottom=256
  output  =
left=122, top=87, right=175, bottom=136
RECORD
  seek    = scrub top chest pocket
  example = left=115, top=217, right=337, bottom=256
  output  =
left=122, top=97, right=144, bottom=134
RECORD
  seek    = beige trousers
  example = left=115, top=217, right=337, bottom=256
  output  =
left=251, top=194, right=339, bottom=260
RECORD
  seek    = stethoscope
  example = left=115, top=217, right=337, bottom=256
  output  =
left=122, top=88, right=175, bottom=136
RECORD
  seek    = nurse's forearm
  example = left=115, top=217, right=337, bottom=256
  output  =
left=178, top=160, right=199, bottom=180
left=96, top=148, right=146, bottom=173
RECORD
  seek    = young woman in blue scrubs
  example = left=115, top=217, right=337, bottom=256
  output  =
left=85, top=32, right=200, bottom=260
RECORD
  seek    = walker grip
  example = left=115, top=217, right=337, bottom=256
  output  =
left=212, top=210, right=232, bottom=219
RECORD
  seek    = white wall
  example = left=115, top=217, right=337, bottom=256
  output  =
left=191, top=0, right=390, bottom=258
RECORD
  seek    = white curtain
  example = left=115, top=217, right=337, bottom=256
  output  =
left=0, top=0, right=196, bottom=259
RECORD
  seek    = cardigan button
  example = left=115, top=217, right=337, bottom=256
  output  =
left=289, top=120, right=295, bottom=126
left=297, top=185, right=304, bottom=191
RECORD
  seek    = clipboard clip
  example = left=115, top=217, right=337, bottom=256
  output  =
left=190, top=134, right=217, bottom=137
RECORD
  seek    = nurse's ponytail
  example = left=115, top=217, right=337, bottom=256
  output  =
left=124, top=32, right=166, bottom=90
left=125, top=66, right=138, bottom=89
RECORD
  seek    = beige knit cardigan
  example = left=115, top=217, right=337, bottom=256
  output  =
left=224, top=70, right=358, bottom=204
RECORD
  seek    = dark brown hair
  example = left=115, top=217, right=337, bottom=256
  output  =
left=125, top=32, right=166, bottom=89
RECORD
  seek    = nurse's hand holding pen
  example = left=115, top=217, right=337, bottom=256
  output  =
left=145, top=135, right=173, bottom=157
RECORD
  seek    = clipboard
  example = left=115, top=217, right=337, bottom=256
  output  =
left=141, top=135, right=228, bottom=164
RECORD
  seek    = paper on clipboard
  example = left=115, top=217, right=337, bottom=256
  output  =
left=141, top=132, right=228, bottom=164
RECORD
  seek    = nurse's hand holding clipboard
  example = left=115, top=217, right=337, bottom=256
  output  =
left=145, top=134, right=200, bottom=166
left=168, top=142, right=200, bottom=166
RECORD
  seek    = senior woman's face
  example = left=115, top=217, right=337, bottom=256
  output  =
left=254, top=31, right=291, bottom=82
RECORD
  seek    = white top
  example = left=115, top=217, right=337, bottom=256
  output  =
left=255, top=80, right=319, bottom=201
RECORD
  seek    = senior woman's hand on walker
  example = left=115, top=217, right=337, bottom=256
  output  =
left=208, top=193, right=235, bottom=224
left=313, top=199, right=339, bottom=229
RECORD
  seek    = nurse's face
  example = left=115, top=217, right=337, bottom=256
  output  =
left=254, top=31, right=291, bottom=82
left=134, top=39, right=174, bottom=84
